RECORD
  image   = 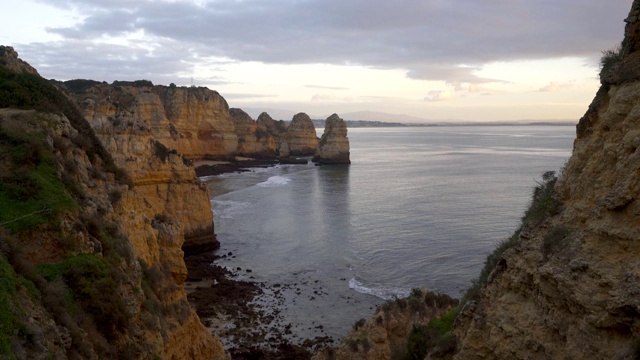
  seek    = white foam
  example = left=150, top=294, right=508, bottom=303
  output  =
left=212, top=200, right=251, bottom=219
left=348, top=278, right=411, bottom=300
left=256, top=175, right=291, bottom=188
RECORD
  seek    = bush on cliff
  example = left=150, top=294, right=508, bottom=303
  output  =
left=462, top=171, right=559, bottom=305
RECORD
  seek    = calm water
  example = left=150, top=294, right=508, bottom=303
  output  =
left=203, top=125, right=575, bottom=343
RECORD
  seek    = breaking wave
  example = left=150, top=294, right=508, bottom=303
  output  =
left=212, top=200, right=251, bottom=219
left=257, top=176, right=291, bottom=188
left=348, top=278, right=411, bottom=300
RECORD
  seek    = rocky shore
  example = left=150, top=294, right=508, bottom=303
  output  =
left=184, top=251, right=335, bottom=359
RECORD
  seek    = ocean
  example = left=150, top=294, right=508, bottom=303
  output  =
left=202, top=125, right=575, bottom=343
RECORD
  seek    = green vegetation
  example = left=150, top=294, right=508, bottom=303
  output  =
left=403, top=308, right=458, bottom=360
left=37, top=254, right=127, bottom=340
left=599, top=43, right=624, bottom=83
left=462, top=171, right=559, bottom=305
left=0, top=255, right=20, bottom=358
left=0, top=125, right=78, bottom=232
left=523, top=171, right=560, bottom=225
left=0, top=65, right=132, bottom=187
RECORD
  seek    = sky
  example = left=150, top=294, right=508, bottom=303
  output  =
left=0, top=0, right=632, bottom=122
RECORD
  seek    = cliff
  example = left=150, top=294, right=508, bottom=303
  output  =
left=313, top=113, right=351, bottom=164
left=0, top=50, right=226, bottom=359
left=448, top=2, right=640, bottom=359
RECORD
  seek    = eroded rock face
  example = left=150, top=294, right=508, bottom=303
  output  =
left=313, top=291, right=457, bottom=360
left=286, top=112, right=319, bottom=156
left=0, top=46, right=38, bottom=75
left=450, top=2, right=640, bottom=359
left=314, top=113, right=351, bottom=164
left=156, top=86, right=238, bottom=158
left=75, top=85, right=219, bottom=255
left=229, top=108, right=277, bottom=157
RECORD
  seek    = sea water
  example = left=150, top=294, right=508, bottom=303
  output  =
left=203, top=125, right=575, bottom=342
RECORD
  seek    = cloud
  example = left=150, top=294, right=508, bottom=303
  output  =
left=17, top=0, right=632, bottom=84
left=424, top=89, right=455, bottom=102
left=538, top=81, right=574, bottom=92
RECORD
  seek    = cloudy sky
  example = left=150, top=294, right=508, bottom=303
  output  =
left=0, top=0, right=632, bottom=122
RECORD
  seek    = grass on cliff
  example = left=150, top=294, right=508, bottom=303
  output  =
left=461, top=171, right=559, bottom=305
left=0, top=124, right=78, bottom=232
left=0, top=245, right=41, bottom=359
left=403, top=307, right=457, bottom=360
left=0, top=65, right=132, bottom=187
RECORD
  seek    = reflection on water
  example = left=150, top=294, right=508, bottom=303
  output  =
left=205, top=125, right=575, bottom=342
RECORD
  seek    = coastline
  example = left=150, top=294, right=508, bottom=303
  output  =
left=184, top=251, right=334, bottom=359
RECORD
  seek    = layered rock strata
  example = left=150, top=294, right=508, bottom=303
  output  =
left=229, top=108, right=277, bottom=157
left=286, top=112, right=319, bottom=156
left=73, top=84, right=219, bottom=255
left=313, top=113, right=351, bottom=164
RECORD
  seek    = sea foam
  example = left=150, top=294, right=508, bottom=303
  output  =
left=212, top=200, right=251, bottom=219
left=348, top=278, right=411, bottom=300
left=257, top=176, right=291, bottom=188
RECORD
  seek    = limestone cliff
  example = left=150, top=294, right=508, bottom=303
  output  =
left=0, top=50, right=227, bottom=359
left=449, top=2, right=640, bottom=359
left=68, top=83, right=220, bottom=254
left=286, top=112, right=319, bottom=156
left=313, top=113, right=351, bottom=164
left=229, top=108, right=277, bottom=157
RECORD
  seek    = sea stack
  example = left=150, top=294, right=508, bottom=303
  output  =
left=286, top=112, right=319, bottom=156
left=313, top=113, right=351, bottom=164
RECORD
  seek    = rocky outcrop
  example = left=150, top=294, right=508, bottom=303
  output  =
left=229, top=108, right=277, bottom=157
left=0, top=46, right=38, bottom=75
left=313, top=113, right=351, bottom=164
left=74, top=84, right=219, bottom=255
left=286, top=112, right=319, bottom=156
left=313, top=291, right=457, bottom=360
left=449, top=2, right=640, bottom=359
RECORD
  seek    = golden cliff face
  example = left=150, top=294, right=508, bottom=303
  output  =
left=451, top=2, right=640, bottom=359
left=75, top=84, right=218, bottom=254
left=154, top=85, right=238, bottom=158
left=229, top=108, right=277, bottom=157
left=0, top=106, right=227, bottom=359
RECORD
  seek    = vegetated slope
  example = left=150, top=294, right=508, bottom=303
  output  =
left=0, top=46, right=226, bottom=359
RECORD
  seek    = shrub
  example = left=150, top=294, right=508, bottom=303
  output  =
left=599, top=43, right=624, bottom=83
left=37, top=254, right=128, bottom=340
left=523, top=171, right=559, bottom=225
left=403, top=310, right=458, bottom=360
